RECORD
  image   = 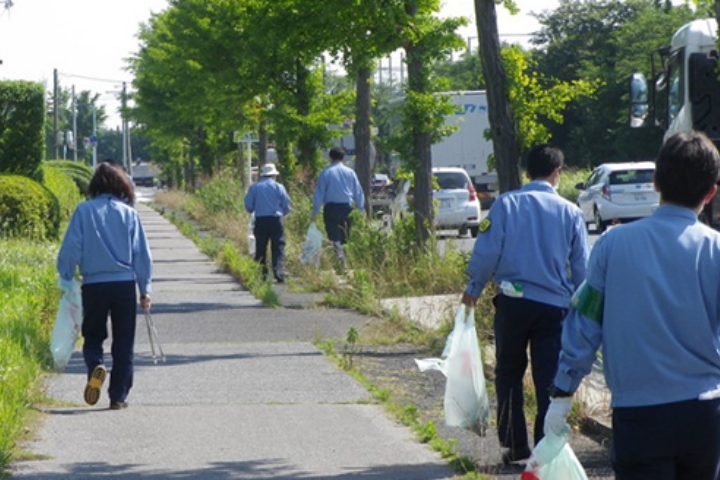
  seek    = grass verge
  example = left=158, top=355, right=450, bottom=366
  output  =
left=0, top=239, right=58, bottom=476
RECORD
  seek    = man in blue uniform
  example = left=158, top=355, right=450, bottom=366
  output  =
left=545, top=131, right=720, bottom=479
left=461, top=144, right=589, bottom=463
left=311, top=147, right=365, bottom=265
left=244, top=163, right=291, bottom=282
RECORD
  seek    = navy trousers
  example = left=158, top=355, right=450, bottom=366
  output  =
left=253, top=216, right=285, bottom=279
left=493, top=294, right=566, bottom=450
left=612, top=397, right=720, bottom=479
left=322, top=203, right=353, bottom=244
left=81, top=281, right=137, bottom=404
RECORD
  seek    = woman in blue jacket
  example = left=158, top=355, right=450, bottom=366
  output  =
left=57, top=162, right=153, bottom=410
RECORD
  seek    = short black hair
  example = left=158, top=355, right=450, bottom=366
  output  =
left=655, top=131, right=720, bottom=208
left=526, top=144, right=564, bottom=179
left=329, top=147, right=345, bottom=161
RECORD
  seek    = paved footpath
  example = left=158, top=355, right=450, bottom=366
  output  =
left=11, top=203, right=453, bottom=480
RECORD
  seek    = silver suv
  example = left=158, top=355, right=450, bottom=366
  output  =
left=433, top=167, right=482, bottom=237
left=575, top=161, right=659, bottom=233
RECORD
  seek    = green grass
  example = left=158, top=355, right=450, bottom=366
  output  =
left=0, top=239, right=59, bottom=474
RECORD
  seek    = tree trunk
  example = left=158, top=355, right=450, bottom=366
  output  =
left=258, top=120, right=268, bottom=166
left=295, top=60, right=317, bottom=173
left=475, top=0, right=521, bottom=193
left=404, top=2, right=433, bottom=245
left=354, top=65, right=373, bottom=217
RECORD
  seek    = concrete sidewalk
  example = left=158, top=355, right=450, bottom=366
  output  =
left=11, top=204, right=453, bottom=480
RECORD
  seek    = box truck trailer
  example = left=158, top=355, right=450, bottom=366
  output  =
left=431, top=90, right=497, bottom=208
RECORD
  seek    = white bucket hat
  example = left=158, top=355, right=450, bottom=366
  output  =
left=260, top=163, right=279, bottom=177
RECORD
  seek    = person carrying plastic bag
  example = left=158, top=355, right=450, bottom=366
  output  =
left=415, top=304, right=490, bottom=435
left=57, top=161, right=153, bottom=410
left=461, top=144, right=589, bottom=463
left=546, top=132, right=720, bottom=478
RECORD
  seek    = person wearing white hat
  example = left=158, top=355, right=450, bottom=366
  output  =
left=244, top=163, right=291, bottom=282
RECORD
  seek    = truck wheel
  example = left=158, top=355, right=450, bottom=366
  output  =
left=470, top=226, right=479, bottom=238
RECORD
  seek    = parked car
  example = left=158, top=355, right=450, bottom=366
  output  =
left=575, top=161, right=658, bottom=233
left=370, top=173, right=395, bottom=216
left=432, top=167, right=482, bottom=237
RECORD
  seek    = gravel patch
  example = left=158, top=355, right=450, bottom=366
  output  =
left=351, top=343, right=615, bottom=479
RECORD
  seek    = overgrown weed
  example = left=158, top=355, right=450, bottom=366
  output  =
left=0, top=239, right=58, bottom=474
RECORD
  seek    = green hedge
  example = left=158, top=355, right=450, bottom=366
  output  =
left=45, top=160, right=93, bottom=196
left=0, top=175, right=60, bottom=240
left=0, top=81, right=45, bottom=181
left=41, top=164, right=83, bottom=222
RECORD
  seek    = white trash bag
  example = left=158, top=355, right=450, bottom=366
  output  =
left=300, top=222, right=323, bottom=267
left=50, top=278, right=83, bottom=370
left=415, top=304, right=490, bottom=435
left=521, top=430, right=589, bottom=480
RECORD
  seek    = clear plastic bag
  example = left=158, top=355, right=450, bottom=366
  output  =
left=521, top=431, right=589, bottom=480
left=50, top=278, right=83, bottom=370
left=300, top=222, right=323, bottom=267
left=415, top=304, right=490, bottom=434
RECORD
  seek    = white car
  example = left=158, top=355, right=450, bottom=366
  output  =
left=432, top=167, right=482, bottom=237
left=576, top=161, right=659, bottom=233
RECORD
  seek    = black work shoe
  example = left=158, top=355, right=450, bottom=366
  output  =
left=502, top=446, right=532, bottom=464
left=109, top=401, right=128, bottom=410
left=84, top=365, right=107, bottom=406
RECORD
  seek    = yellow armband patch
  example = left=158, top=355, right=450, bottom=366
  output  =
left=479, top=218, right=491, bottom=233
left=571, top=280, right=604, bottom=324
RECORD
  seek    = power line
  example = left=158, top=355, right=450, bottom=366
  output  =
left=58, top=72, right=127, bottom=84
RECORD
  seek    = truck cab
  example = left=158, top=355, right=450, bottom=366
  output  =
left=630, top=18, right=720, bottom=228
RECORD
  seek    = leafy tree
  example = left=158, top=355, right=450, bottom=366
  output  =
left=531, top=0, right=701, bottom=165
left=0, top=81, right=45, bottom=180
left=400, top=0, right=465, bottom=244
left=323, top=0, right=406, bottom=215
left=432, top=50, right=485, bottom=91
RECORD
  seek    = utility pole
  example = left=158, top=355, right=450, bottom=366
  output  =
left=121, top=82, right=129, bottom=173
left=53, top=69, right=59, bottom=159
left=92, top=106, right=97, bottom=167
left=71, top=85, right=77, bottom=161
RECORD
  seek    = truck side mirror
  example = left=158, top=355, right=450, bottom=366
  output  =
left=629, top=73, right=649, bottom=128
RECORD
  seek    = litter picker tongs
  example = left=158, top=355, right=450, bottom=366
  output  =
left=144, top=311, right=166, bottom=364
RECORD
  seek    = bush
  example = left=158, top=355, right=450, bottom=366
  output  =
left=45, top=160, right=93, bottom=196
left=193, top=168, right=245, bottom=216
left=0, top=175, right=60, bottom=240
left=558, top=167, right=591, bottom=204
left=41, top=164, right=83, bottom=221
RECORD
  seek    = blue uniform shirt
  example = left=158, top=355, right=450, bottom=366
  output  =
left=464, top=181, right=589, bottom=308
left=312, top=162, right=365, bottom=215
left=555, top=205, right=720, bottom=407
left=244, top=177, right=291, bottom=218
left=56, top=194, right=153, bottom=295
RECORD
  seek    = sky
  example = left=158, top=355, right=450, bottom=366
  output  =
left=0, top=0, right=558, bottom=129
